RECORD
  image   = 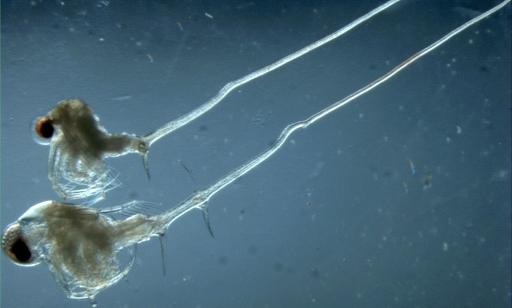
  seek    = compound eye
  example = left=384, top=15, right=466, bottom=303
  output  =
left=32, top=116, right=55, bottom=145
left=1, top=223, right=39, bottom=267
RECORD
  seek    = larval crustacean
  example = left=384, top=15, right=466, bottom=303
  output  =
left=32, top=0, right=401, bottom=203
left=33, top=99, right=148, bottom=203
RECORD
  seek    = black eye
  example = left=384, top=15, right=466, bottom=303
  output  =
left=9, top=237, right=32, bottom=263
left=2, top=223, right=39, bottom=266
left=35, top=116, right=54, bottom=139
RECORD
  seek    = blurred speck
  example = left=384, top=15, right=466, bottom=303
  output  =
left=382, top=170, right=392, bottom=178
left=248, top=245, right=258, bottom=255
left=128, top=191, right=139, bottom=199
left=218, top=256, right=228, bottom=266
left=422, top=174, right=433, bottom=190
left=479, top=65, right=490, bottom=72
left=309, top=267, right=321, bottom=279
left=273, top=262, right=284, bottom=273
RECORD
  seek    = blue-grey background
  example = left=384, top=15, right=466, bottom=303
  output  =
left=1, top=0, right=510, bottom=307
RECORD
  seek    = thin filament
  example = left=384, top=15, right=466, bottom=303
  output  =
left=143, top=0, right=401, bottom=147
left=156, top=0, right=511, bottom=229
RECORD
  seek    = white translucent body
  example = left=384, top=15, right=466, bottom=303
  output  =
left=4, top=0, right=510, bottom=302
left=45, top=99, right=147, bottom=203
left=8, top=201, right=143, bottom=300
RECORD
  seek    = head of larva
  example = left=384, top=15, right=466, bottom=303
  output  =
left=1, top=222, right=40, bottom=267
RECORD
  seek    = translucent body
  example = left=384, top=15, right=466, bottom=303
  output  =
left=41, top=99, right=148, bottom=202
left=2, top=201, right=159, bottom=300
left=35, top=0, right=400, bottom=203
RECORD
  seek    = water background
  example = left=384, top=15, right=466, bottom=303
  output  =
left=1, top=1, right=511, bottom=307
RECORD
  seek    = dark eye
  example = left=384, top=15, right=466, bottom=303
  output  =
left=32, top=116, right=55, bottom=145
left=2, top=223, right=39, bottom=267
left=35, top=116, right=54, bottom=139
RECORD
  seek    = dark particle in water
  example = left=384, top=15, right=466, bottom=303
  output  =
left=128, top=191, right=139, bottom=199
left=273, top=262, right=284, bottom=273
left=382, top=170, right=393, bottom=178
left=248, top=245, right=258, bottom=255
left=422, top=174, right=433, bottom=190
left=218, top=256, right=228, bottom=266
left=198, top=125, right=208, bottom=132
left=479, top=65, right=490, bottom=73
left=309, top=267, right=321, bottom=279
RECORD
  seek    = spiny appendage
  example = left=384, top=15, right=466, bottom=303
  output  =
left=199, top=203, right=215, bottom=238
left=115, top=136, right=151, bottom=179
left=158, top=233, right=167, bottom=276
left=133, top=138, right=151, bottom=180
left=49, top=142, right=120, bottom=203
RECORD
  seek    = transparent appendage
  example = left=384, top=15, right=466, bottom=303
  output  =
left=48, top=139, right=121, bottom=203
left=37, top=99, right=148, bottom=202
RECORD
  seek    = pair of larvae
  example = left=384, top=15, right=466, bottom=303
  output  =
left=3, top=99, right=161, bottom=299
left=1, top=0, right=409, bottom=277
left=3, top=0, right=510, bottom=302
left=3, top=97, right=217, bottom=300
